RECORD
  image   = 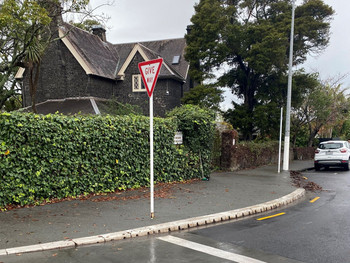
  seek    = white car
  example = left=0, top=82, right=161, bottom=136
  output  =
left=314, top=140, right=350, bottom=171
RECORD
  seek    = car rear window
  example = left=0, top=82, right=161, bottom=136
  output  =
left=319, top=143, right=343, bottom=149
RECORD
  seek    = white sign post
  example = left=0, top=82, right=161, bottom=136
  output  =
left=138, top=58, right=163, bottom=219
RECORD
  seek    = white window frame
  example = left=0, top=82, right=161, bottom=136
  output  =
left=132, top=74, right=146, bottom=92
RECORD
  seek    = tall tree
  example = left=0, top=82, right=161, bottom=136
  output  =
left=185, top=0, right=334, bottom=140
left=289, top=74, right=349, bottom=147
left=181, top=84, right=223, bottom=111
left=301, top=81, right=349, bottom=146
left=0, top=0, right=109, bottom=112
left=0, top=0, right=50, bottom=110
left=71, top=18, right=102, bottom=32
left=289, top=71, right=320, bottom=146
left=223, top=70, right=319, bottom=140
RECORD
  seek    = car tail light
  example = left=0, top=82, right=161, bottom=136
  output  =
left=340, top=148, right=347, bottom=153
left=315, top=149, right=320, bottom=154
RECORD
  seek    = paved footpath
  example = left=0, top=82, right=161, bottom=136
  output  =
left=0, top=160, right=313, bottom=256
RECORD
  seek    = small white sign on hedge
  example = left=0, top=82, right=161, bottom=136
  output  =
left=174, top=131, right=183, bottom=145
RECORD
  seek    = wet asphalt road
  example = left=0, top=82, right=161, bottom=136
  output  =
left=193, top=167, right=350, bottom=263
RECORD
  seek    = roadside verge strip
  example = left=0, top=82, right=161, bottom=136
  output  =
left=0, top=188, right=305, bottom=256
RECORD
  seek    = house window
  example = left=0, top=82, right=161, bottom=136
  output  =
left=172, top=55, right=181, bottom=65
left=132, top=74, right=145, bottom=92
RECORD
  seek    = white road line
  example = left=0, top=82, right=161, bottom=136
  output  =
left=158, top=236, right=266, bottom=263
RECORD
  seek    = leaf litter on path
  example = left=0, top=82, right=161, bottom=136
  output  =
left=290, top=171, right=322, bottom=192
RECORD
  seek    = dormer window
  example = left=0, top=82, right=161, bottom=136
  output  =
left=132, top=74, right=146, bottom=92
left=172, top=55, right=181, bottom=65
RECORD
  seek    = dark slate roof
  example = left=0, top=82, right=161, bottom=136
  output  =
left=61, top=23, right=189, bottom=82
left=138, top=43, right=185, bottom=81
left=60, top=23, right=119, bottom=80
left=140, top=38, right=189, bottom=79
left=112, top=42, right=135, bottom=71
left=114, top=38, right=189, bottom=81
left=20, top=98, right=105, bottom=115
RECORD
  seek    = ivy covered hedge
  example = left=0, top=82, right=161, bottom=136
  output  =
left=0, top=105, right=215, bottom=208
left=167, top=105, right=215, bottom=177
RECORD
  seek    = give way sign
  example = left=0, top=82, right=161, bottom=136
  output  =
left=138, top=58, right=163, bottom=97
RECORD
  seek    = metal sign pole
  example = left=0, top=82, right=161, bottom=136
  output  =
left=138, top=58, right=163, bottom=219
left=150, top=93, right=154, bottom=219
left=278, top=107, right=283, bottom=173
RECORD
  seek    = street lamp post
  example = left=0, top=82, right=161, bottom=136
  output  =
left=283, top=0, right=296, bottom=171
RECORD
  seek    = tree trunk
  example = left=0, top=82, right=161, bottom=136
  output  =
left=308, top=128, right=319, bottom=147
left=29, top=62, right=40, bottom=113
left=292, top=133, right=297, bottom=148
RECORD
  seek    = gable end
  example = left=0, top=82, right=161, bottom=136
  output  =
left=117, top=44, right=150, bottom=80
left=58, top=28, right=93, bottom=75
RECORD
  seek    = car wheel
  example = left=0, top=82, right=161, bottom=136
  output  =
left=315, top=164, right=321, bottom=171
left=344, top=160, right=350, bottom=171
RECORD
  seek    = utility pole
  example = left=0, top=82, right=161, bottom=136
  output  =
left=283, top=0, right=296, bottom=171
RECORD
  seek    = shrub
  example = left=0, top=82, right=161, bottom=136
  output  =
left=167, top=105, right=216, bottom=178
left=97, top=99, right=143, bottom=116
left=0, top=110, right=209, bottom=208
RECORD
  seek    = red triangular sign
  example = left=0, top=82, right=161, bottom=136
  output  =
left=138, top=58, right=163, bottom=97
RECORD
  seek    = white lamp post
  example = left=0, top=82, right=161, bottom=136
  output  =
left=283, top=0, right=296, bottom=171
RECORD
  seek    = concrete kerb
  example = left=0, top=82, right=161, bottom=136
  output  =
left=0, top=188, right=305, bottom=256
left=1, top=240, right=76, bottom=256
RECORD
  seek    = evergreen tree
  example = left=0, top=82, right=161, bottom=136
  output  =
left=185, top=0, right=334, bottom=140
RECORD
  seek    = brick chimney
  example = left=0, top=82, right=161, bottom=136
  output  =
left=186, top=25, right=193, bottom=35
left=92, top=25, right=106, bottom=42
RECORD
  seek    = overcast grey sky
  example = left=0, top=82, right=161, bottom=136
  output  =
left=90, top=0, right=198, bottom=43
left=89, top=0, right=349, bottom=109
left=299, top=0, right=350, bottom=86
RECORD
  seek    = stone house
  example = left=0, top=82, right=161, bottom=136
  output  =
left=16, top=22, right=193, bottom=116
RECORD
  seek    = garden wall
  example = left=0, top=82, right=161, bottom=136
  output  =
left=293, top=147, right=315, bottom=160
left=220, top=130, right=314, bottom=171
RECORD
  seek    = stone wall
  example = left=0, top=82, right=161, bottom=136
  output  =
left=22, top=41, right=185, bottom=117
left=220, top=130, right=314, bottom=171
left=22, top=39, right=116, bottom=107
left=293, top=147, right=315, bottom=160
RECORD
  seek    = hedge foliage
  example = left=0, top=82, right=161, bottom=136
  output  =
left=168, top=105, right=215, bottom=178
left=0, top=105, right=215, bottom=208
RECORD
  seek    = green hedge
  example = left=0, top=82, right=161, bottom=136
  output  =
left=0, top=107, right=214, bottom=208
left=168, top=105, right=215, bottom=178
